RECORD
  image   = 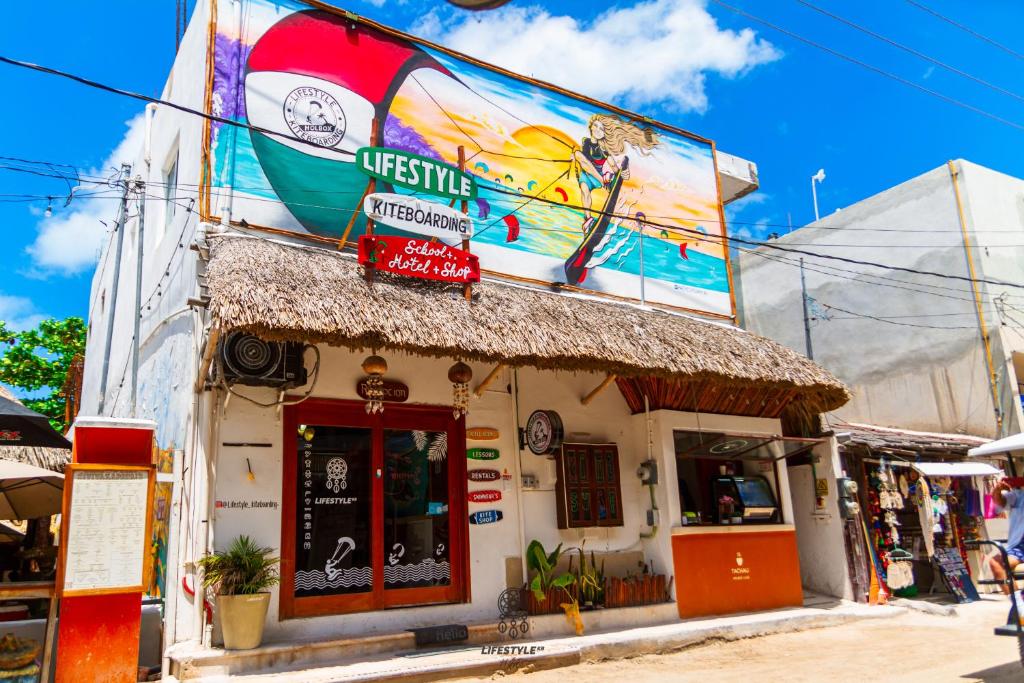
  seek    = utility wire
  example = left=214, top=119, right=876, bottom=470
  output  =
left=904, top=0, right=1024, bottom=63
left=810, top=298, right=978, bottom=330
left=709, top=0, right=1024, bottom=133
left=797, top=0, right=1024, bottom=104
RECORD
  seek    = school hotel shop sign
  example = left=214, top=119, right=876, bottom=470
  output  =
left=358, top=236, right=480, bottom=284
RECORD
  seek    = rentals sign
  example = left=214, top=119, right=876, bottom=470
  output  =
left=357, top=147, right=477, bottom=201
left=364, top=193, right=473, bottom=242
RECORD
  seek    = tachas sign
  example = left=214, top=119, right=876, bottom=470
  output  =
left=230, top=2, right=732, bottom=317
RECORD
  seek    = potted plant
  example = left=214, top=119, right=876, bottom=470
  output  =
left=571, top=543, right=605, bottom=610
left=526, top=540, right=576, bottom=614
left=198, top=535, right=280, bottom=650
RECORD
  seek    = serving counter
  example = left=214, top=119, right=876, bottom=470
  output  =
left=670, top=524, right=803, bottom=619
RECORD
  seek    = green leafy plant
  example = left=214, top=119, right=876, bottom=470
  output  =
left=526, top=539, right=575, bottom=602
left=0, top=317, right=86, bottom=431
left=572, top=543, right=605, bottom=606
left=198, top=536, right=280, bottom=596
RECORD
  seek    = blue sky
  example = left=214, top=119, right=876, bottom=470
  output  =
left=1, top=0, right=1023, bottom=328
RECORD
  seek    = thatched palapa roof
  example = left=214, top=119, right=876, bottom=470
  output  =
left=0, top=386, right=70, bottom=473
left=205, top=236, right=850, bottom=416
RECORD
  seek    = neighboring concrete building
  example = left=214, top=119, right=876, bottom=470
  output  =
left=738, top=160, right=1024, bottom=440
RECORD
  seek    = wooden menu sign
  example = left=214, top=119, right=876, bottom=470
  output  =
left=355, top=378, right=409, bottom=403
left=58, top=464, right=155, bottom=596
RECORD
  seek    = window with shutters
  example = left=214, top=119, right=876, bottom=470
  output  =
left=554, top=444, right=623, bottom=529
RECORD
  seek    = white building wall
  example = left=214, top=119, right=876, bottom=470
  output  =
left=738, top=161, right=1019, bottom=438
left=77, top=0, right=215, bottom=648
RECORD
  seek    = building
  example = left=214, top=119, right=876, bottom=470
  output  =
left=738, top=161, right=1023, bottom=603
left=76, top=0, right=855, bottom=675
left=738, top=160, right=1024, bottom=440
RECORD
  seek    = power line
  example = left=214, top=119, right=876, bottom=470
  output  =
left=904, top=0, right=1024, bottom=63
left=797, top=0, right=1024, bottom=104
left=709, top=0, right=1024, bottom=133
left=0, top=55, right=358, bottom=161
left=810, top=298, right=979, bottom=330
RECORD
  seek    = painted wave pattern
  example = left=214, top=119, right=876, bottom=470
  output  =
left=295, top=568, right=372, bottom=590
left=384, top=559, right=451, bottom=585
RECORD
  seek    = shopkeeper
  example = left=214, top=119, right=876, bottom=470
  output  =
left=987, top=478, right=1024, bottom=594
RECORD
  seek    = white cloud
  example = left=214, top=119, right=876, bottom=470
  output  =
left=411, top=0, right=780, bottom=113
left=724, top=191, right=769, bottom=220
left=26, top=114, right=146, bottom=275
left=0, top=293, right=46, bottom=332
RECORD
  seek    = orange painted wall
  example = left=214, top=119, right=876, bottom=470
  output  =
left=671, top=529, right=803, bottom=619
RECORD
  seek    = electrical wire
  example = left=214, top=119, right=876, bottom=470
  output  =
left=796, top=0, right=1024, bottom=104
left=709, top=0, right=1024, bottom=133
left=809, top=297, right=979, bottom=330
left=903, top=0, right=1024, bottom=63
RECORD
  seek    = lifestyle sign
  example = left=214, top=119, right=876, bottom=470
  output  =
left=357, top=147, right=477, bottom=201
left=364, top=193, right=473, bottom=242
left=358, top=235, right=480, bottom=284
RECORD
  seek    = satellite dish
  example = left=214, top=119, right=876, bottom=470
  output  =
left=446, top=0, right=513, bottom=9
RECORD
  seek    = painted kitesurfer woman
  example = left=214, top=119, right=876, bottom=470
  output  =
left=572, top=114, right=660, bottom=229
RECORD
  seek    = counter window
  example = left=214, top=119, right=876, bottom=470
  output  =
left=673, top=430, right=816, bottom=526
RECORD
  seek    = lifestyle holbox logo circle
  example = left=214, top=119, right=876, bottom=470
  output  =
left=283, top=87, right=346, bottom=148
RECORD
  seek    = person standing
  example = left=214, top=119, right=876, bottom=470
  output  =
left=988, top=478, right=1024, bottom=594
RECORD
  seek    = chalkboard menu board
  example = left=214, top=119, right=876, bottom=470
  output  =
left=60, top=466, right=154, bottom=596
left=933, top=547, right=979, bottom=603
left=295, top=426, right=373, bottom=598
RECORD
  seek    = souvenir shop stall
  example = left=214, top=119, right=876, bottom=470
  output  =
left=835, top=423, right=999, bottom=601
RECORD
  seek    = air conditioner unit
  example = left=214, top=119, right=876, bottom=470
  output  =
left=218, top=332, right=308, bottom=389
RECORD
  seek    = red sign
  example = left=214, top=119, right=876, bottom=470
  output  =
left=468, top=469, right=500, bottom=482
left=355, top=379, right=409, bottom=402
left=0, top=430, right=21, bottom=442
left=359, top=235, right=480, bottom=283
left=468, top=489, right=502, bottom=503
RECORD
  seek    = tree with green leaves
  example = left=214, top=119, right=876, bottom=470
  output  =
left=0, top=317, right=86, bottom=432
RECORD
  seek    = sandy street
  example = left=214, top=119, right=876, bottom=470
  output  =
left=459, top=597, right=1024, bottom=683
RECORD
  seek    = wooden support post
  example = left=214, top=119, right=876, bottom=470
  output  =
left=194, top=326, right=221, bottom=393
left=337, top=182, right=373, bottom=251
left=364, top=118, right=380, bottom=283
left=458, top=145, right=472, bottom=302
left=473, top=363, right=506, bottom=397
left=581, top=374, right=617, bottom=406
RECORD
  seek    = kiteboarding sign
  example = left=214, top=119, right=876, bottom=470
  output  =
left=357, top=147, right=477, bottom=201
left=469, top=510, right=503, bottom=525
left=358, top=235, right=480, bottom=284
left=364, top=193, right=473, bottom=242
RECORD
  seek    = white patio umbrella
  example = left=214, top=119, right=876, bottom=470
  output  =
left=0, top=460, right=64, bottom=520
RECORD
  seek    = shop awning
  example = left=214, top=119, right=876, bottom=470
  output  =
left=968, top=433, right=1024, bottom=459
left=911, top=461, right=1002, bottom=478
left=204, top=235, right=850, bottom=418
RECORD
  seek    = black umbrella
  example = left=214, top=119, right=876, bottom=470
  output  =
left=0, top=396, right=71, bottom=449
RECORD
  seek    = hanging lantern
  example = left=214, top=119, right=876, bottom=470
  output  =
left=361, top=354, right=388, bottom=414
left=448, top=361, right=473, bottom=420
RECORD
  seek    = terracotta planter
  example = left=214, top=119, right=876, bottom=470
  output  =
left=526, top=585, right=578, bottom=615
left=604, top=575, right=670, bottom=609
left=217, top=593, right=270, bottom=650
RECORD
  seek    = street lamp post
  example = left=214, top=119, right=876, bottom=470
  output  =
left=811, top=168, right=826, bottom=222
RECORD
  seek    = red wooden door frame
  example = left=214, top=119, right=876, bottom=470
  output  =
left=280, top=399, right=468, bottom=620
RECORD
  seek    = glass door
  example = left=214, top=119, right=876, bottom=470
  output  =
left=281, top=400, right=466, bottom=618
